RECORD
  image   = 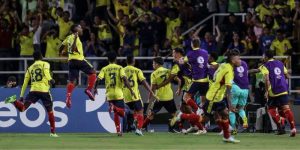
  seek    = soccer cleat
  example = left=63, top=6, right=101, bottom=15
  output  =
left=219, top=130, right=223, bottom=135
left=242, top=118, right=248, bottom=129
left=170, top=111, right=182, bottom=127
left=5, top=95, right=17, bottom=104
left=223, top=136, right=240, bottom=143
left=50, top=133, right=59, bottom=137
left=66, top=94, right=72, bottom=108
left=193, top=129, right=207, bottom=135
left=196, top=108, right=204, bottom=116
left=84, top=89, right=95, bottom=101
left=290, top=128, right=296, bottom=137
left=135, top=129, right=144, bottom=136
left=231, top=129, right=238, bottom=135
left=186, top=126, right=199, bottom=134
left=276, top=129, right=286, bottom=135
left=117, top=132, right=123, bottom=136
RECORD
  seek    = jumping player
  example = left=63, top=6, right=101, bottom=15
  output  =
left=5, top=51, right=58, bottom=137
left=260, top=50, right=296, bottom=137
left=94, top=52, right=135, bottom=136
left=123, top=55, right=155, bottom=136
left=60, top=24, right=97, bottom=108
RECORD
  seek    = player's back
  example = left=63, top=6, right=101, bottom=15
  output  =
left=207, top=63, right=234, bottom=102
left=186, top=49, right=209, bottom=81
left=99, top=63, right=125, bottom=100
left=151, top=67, right=173, bottom=101
left=27, top=60, right=52, bottom=92
left=262, top=59, right=288, bottom=95
left=123, top=65, right=145, bottom=102
left=233, top=60, right=249, bottom=89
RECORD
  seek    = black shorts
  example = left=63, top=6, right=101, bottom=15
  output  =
left=109, top=100, right=125, bottom=109
left=187, top=82, right=209, bottom=96
left=68, top=59, right=95, bottom=81
left=25, top=92, right=53, bottom=112
left=152, top=100, right=177, bottom=114
left=268, top=95, right=289, bottom=107
left=203, top=100, right=227, bottom=115
left=126, top=100, right=143, bottom=111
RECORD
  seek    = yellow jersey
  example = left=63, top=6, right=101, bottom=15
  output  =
left=206, top=63, right=234, bottom=102
left=270, top=39, right=292, bottom=56
left=98, top=63, right=125, bottom=101
left=123, top=65, right=146, bottom=103
left=19, top=33, right=34, bottom=56
left=62, top=34, right=85, bottom=61
left=165, top=17, right=181, bottom=40
left=45, top=36, right=61, bottom=58
left=255, top=4, right=272, bottom=21
left=20, top=60, right=53, bottom=97
left=151, top=66, right=173, bottom=101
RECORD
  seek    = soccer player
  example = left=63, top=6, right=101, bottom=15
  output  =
left=208, top=52, right=219, bottom=84
left=142, top=57, right=178, bottom=129
left=260, top=50, right=296, bottom=137
left=204, top=49, right=241, bottom=143
left=94, top=52, right=135, bottom=136
left=5, top=51, right=58, bottom=137
left=182, top=39, right=209, bottom=114
left=123, top=55, right=155, bottom=136
left=60, top=24, right=97, bottom=108
left=229, top=59, right=249, bottom=134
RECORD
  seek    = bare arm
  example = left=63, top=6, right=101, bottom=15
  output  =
left=141, top=80, right=155, bottom=97
left=107, top=6, right=119, bottom=24
left=193, top=25, right=205, bottom=38
left=174, top=76, right=182, bottom=96
left=215, top=25, right=221, bottom=42
left=157, top=74, right=176, bottom=89
left=123, top=76, right=137, bottom=99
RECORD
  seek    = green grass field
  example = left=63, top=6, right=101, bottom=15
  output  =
left=0, top=132, right=299, bottom=150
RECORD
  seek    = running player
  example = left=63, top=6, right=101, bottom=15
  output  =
left=229, top=59, right=249, bottom=134
left=182, top=39, right=209, bottom=114
left=142, top=57, right=178, bottom=129
left=5, top=51, right=58, bottom=137
left=60, top=24, right=97, bottom=108
left=123, top=55, right=155, bottom=136
left=260, top=50, right=296, bottom=137
left=94, top=52, right=135, bottom=136
left=204, top=49, right=241, bottom=143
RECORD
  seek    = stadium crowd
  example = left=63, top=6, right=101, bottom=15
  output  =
left=0, top=0, right=299, bottom=91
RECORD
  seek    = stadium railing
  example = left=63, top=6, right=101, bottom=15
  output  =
left=0, top=56, right=299, bottom=93
left=182, top=13, right=247, bottom=36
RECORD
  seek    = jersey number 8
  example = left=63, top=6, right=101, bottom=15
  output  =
left=31, top=68, right=43, bottom=82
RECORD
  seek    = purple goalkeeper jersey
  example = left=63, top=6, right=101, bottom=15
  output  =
left=264, top=59, right=288, bottom=94
left=234, top=60, right=249, bottom=89
left=186, top=48, right=209, bottom=80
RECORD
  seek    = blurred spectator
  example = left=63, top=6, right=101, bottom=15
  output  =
left=31, top=13, right=43, bottom=52
left=255, top=0, right=272, bottom=21
left=170, top=26, right=183, bottom=49
left=2, top=76, right=18, bottom=88
left=18, top=25, right=34, bottom=57
left=51, top=7, right=74, bottom=40
left=270, top=29, right=292, bottom=56
left=244, top=0, right=256, bottom=15
left=135, top=14, right=156, bottom=56
left=226, top=32, right=247, bottom=55
left=84, top=32, right=100, bottom=70
left=93, top=19, right=112, bottom=54
left=21, top=0, right=37, bottom=22
left=165, top=10, right=181, bottom=40
left=43, top=29, right=61, bottom=59
left=259, top=27, right=275, bottom=54
left=193, top=25, right=221, bottom=54
left=293, top=1, right=300, bottom=49
left=228, top=0, right=242, bottom=13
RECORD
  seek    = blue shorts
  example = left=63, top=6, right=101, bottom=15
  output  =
left=187, top=82, right=209, bottom=96
left=231, top=84, right=249, bottom=106
left=109, top=100, right=125, bottom=109
left=268, top=95, right=289, bottom=107
left=68, top=59, right=95, bottom=81
left=152, top=100, right=177, bottom=114
left=203, top=100, right=227, bottom=115
left=126, top=100, right=143, bottom=111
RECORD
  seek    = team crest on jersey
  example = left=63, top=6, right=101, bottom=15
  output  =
left=237, top=66, right=244, bottom=77
left=197, top=56, right=204, bottom=68
left=274, top=67, right=282, bottom=79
